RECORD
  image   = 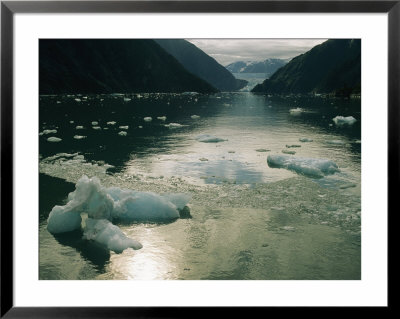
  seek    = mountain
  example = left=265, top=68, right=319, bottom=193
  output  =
left=155, top=39, right=247, bottom=92
left=251, top=39, right=361, bottom=96
left=39, top=39, right=218, bottom=95
left=226, top=58, right=287, bottom=76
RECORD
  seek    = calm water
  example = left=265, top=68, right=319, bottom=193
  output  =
left=39, top=92, right=361, bottom=280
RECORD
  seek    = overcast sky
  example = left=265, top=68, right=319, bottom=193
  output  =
left=187, top=39, right=327, bottom=66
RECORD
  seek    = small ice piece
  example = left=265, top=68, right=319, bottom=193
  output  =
left=286, top=144, right=301, bottom=148
left=69, top=121, right=74, bottom=124
left=107, top=121, right=116, bottom=125
left=91, top=121, right=98, bottom=126
left=144, top=117, right=152, bottom=122
left=326, top=140, right=345, bottom=145
left=56, top=101, right=61, bottom=104
left=138, top=126, right=143, bottom=129
left=92, top=126, right=101, bottom=130
left=165, top=123, right=185, bottom=129
left=267, top=154, right=339, bottom=178
left=47, top=137, right=62, bottom=142
left=299, top=138, right=313, bottom=142
left=333, top=116, right=357, bottom=126
left=289, top=107, right=303, bottom=115
left=282, top=149, right=296, bottom=155
left=83, top=218, right=142, bottom=253
left=123, top=97, right=131, bottom=102
left=157, top=116, right=167, bottom=121
left=282, top=226, right=295, bottom=231
left=74, top=98, right=81, bottom=102
left=199, top=158, right=208, bottom=161
left=119, top=125, right=129, bottom=130
left=76, top=126, right=84, bottom=130
left=73, top=135, right=86, bottom=140
left=256, top=149, right=270, bottom=152
left=195, top=134, right=227, bottom=143
left=118, top=131, right=127, bottom=136
left=41, top=129, right=57, bottom=135
left=191, top=115, right=200, bottom=119
left=354, top=140, right=361, bottom=144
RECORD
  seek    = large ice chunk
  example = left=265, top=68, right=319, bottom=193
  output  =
left=333, top=116, right=357, bottom=126
left=267, top=155, right=339, bottom=178
left=83, top=218, right=142, bottom=253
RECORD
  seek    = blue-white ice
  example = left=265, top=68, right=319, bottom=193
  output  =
left=119, top=125, right=129, bottom=130
left=73, top=135, right=86, bottom=140
left=157, top=116, right=167, bottom=121
left=165, top=123, right=185, bottom=129
left=118, top=131, right=127, bottom=136
left=195, top=134, right=227, bottom=143
left=333, top=116, right=357, bottom=126
left=47, top=176, right=191, bottom=251
left=144, top=117, right=152, bottom=122
left=47, top=137, right=62, bottom=142
left=267, top=154, right=339, bottom=178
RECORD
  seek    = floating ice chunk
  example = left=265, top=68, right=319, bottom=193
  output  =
left=74, top=135, right=86, bottom=140
left=41, top=129, right=57, bottom=135
left=74, top=98, right=81, bottom=102
left=289, top=107, right=303, bottom=115
left=91, top=121, right=98, bottom=126
left=286, top=144, right=301, bottom=148
left=118, top=131, right=127, bottom=136
left=326, top=140, right=345, bottom=145
left=83, top=218, right=142, bottom=253
left=107, top=121, right=116, bottom=125
left=199, top=158, right=208, bottom=161
left=144, top=117, right=152, bottom=122
left=123, top=97, right=131, bottom=102
left=92, top=126, right=101, bottom=130
left=119, top=125, right=129, bottom=130
left=282, top=149, right=296, bottom=155
left=56, top=101, right=61, bottom=104
left=76, top=126, right=84, bottom=130
left=267, top=154, right=339, bottom=178
left=165, top=123, right=185, bottom=129
left=282, top=226, right=295, bottom=231
left=195, top=134, right=227, bottom=143
left=256, top=149, right=270, bottom=152
left=157, top=116, right=167, bottom=121
left=138, top=126, right=143, bottom=129
left=47, top=137, right=62, bottom=142
left=299, top=138, right=313, bottom=142
left=333, top=116, right=357, bottom=126
left=191, top=115, right=200, bottom=119
left=69, top=121, right=74, bottom=124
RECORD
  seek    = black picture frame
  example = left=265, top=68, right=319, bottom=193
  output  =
left=1, top=0, right=396, bottom=317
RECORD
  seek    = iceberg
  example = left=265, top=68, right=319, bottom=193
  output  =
left=73, top=135, right=86, bottom=140
left=41, top=129, right=57, bottom=135
left=267, top=154, right=339, bottom=178
left=92, top=126, right=101, bottom=130
left=144, top=117, right=152, bottom=122
left=47, top=176, right=191, bottom=252
left=119, top=125, right=129, bottom=130
left=76, top=126, right=84, bottom=130
left=118, top=131, right=127, bottom=136
left=157, top=116, right=167, bottom=121
left=195, top=134, right=227, bottom=143
left=107, top=121, right=116, bottom=125
left=91, top=121, right=99, bottom=126
left=333, top=116, right=357, bottom=126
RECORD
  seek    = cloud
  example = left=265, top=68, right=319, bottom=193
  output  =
left=187, top=39, right=327, bottom=65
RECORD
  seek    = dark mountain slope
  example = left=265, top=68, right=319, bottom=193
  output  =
left=39, top=39, right=218, bottom=94
left=155, top=39, right=247, bottom=91
left=252, top=39, right=361, bottom=95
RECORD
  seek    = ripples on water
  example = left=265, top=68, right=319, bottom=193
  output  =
left=39, top=92, right=361, bottom=280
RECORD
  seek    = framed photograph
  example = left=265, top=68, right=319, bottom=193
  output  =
left=1, top=0, right=396, bottom=316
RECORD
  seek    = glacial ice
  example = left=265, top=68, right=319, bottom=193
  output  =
left=333, top=116, right=357, bottom=126
left=267, top=154, right=339, bottom=178
left=107, top=121, right=116, bottom=125
left=92, top=126, right=101, bottom=130
left=144, top=117, right=152, bottom=122
left=41, top=129, right=57, bottom=135
left=118, top=131, right=127, bottom=136
left=165, top=123, right=185, bottom=129
left=73, top=135, right=86, bottom=140
left=195, top=134, right=227, bottom=143
left=83, top=218, right=142, bottom=253
left=47, top=137, right=62, bottom=142
left=289, top=107, right=303, bottom=115
left=299, top=138, right=313, bottom=142
left=76, top=126, right=84, bottom=130
left=282, top=149, right=296, bottom=155
left=157, top=116, right=167, bottom=121
left=47, top=175, right=191, bottom=252
left=91, top=121, right=99, bottom=126
left=191, top=115, right=201, bottom=119
left=119, top=126, right=129, bottom=130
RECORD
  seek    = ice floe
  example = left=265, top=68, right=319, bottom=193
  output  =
left=76, top=126, right=84, bottom=130
left=144, top=117, right=152, bottom=122
left=157, top=116, right=167, bottom=121
left=91, top=121, right=98, bottom=126
left=267, top=154, right=339, bottom=178
left=299, top=138, right=313, bottom=142
left=40, top=129, right=57, bottom=135
left=92, top=126, right=101, bottom=130
left=165, top=123, right=185, bottom=129
left=47, top=137, right=62, bottom=142
left=191, top=115, right=201, bottom=119
left=333, top=116, right=357, bottom=126
left=119, top=125, right=129, bottom=130
left=118, top=131, right=127, bottom=136
left=282, top=149, right=296, bottom=155
left=195, top=134, right=227, bottom=143
left=73, top=135, right=86, bottom=140
left=107, top=121, right=116, bottom=125
left=289, top=107, right=303, bottom=115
